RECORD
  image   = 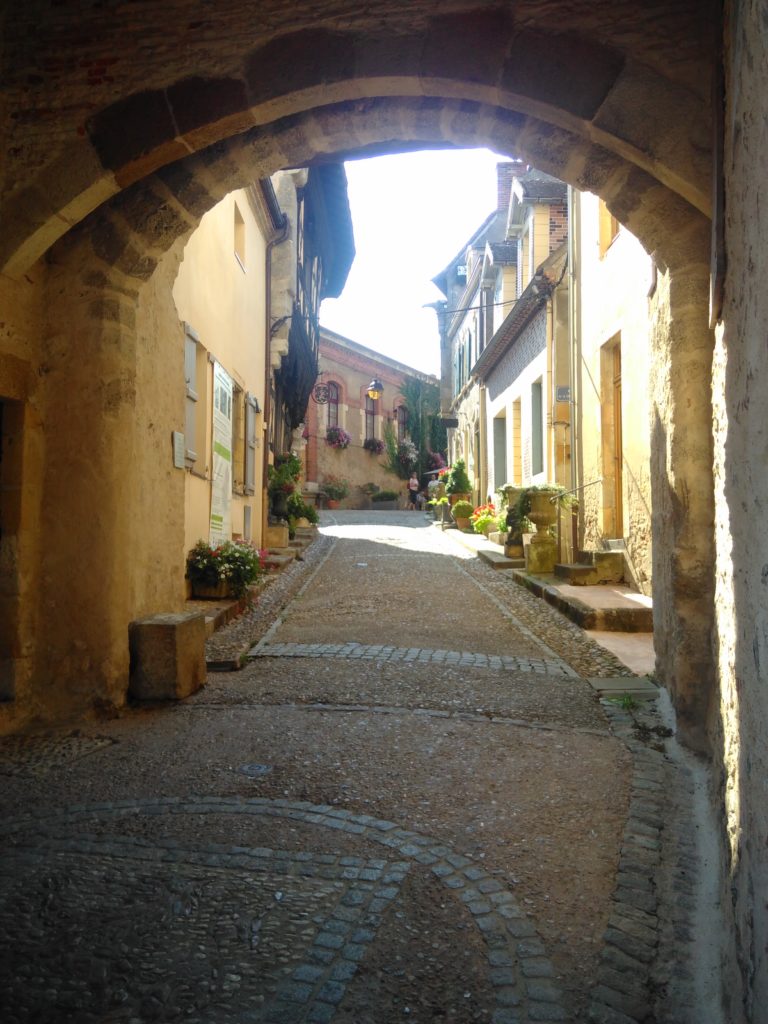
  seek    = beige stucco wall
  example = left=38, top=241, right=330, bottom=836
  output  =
left=172, top=189, right=268, bottom=553
left=575, top=191, right=654, bottom=591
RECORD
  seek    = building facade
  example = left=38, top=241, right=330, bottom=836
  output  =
left=173, top=185, right=277, bottom=554
left=570, top=190, right=656, bottom=593
left=304, top=329, right=439, bottom=508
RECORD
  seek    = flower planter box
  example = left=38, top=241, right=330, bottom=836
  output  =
left=372, top=500, right=397, bottom=510
left=190, top=580, right=234, bottom=600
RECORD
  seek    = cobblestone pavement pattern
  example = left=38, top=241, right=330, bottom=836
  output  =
left=0, top=513, right=697, bottom=1024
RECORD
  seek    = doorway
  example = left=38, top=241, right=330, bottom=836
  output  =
left=600, top=337, right=623, bottom=538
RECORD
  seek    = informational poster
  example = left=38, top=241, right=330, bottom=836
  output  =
left=209, top=362, right=233, bottom=545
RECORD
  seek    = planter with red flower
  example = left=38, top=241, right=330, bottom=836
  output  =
left=186, top=540, right=266, bottom=599
left=322, top=474, right=349, bottom=509
left=363, top=436, right=385, bottom=455
left=325, top=426, right=351, bottom=450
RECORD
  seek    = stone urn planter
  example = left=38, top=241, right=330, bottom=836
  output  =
left=191, top=580, right=233, bottom=600
left=525, top=488, right=560, bottom=573
left=527, top=489, right=559, bottom=534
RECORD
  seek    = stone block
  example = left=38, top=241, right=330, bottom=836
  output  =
left=525, top=536, right=557, bottom=574
left=265, top=523, right=289, bottom=548
left=129, top=612, right=206, bottom=701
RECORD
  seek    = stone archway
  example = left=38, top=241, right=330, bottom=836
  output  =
left=18, top=3, right=768, bottom=1018
left=0, top=91, right=714, bottom=752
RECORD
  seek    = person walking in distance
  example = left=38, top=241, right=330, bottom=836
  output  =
left=407, top=472, right=419, bottom=510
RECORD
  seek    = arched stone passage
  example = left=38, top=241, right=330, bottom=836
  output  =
left=1, top=2, right=713, bottom=275
left=1, top=89, right=712, bottom=751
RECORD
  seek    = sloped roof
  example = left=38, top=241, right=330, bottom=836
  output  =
left=431, top=208, right=506, bottom=296
left=487, top=241, right=518, bottom=265
left=472, top=242, right=567, bottom=381
left=517, top=169, right=567, bottom=203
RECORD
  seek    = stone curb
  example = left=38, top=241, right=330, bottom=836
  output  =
left=251, top=641, right=575, bottom=678
left=587, top=701, right=699, bottom=1024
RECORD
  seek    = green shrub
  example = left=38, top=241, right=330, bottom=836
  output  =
left=286, top=492, right=319, bottom=524
left=372, top=489, right=399, bottom=502
left=451, top=499, right=474, bottom=519
left=445, top=459, right=471, bottom=495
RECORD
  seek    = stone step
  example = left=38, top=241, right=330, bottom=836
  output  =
left=554, top=562, right=596, bottom=583
left=263, top=550, right=296, bottom=571
left=558, top=550, right=625, bottom=584
left=478, top=549, right=526, bottom=571
left=512, top=571, right=653, bottom=632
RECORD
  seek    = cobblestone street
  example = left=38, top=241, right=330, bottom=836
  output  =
left=0, top=513, right=701, bottom=1024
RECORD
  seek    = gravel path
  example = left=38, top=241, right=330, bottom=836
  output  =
left=0, top=512, right=693, bottom=1024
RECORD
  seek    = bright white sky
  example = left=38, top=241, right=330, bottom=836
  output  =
left=319, top=148, right=509, bottom=377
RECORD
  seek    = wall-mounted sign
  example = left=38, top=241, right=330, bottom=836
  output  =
left=439, top=417, right=459, bottom=428
left=555, top=386, right=571, bottom=403
left=172, top=431, right=185, bottom=469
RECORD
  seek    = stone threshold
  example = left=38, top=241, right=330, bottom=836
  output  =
left=510, top=571, right=654, bottom=632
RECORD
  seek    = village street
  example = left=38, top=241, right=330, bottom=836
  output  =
left=0, top=514, right=701, bottom=1024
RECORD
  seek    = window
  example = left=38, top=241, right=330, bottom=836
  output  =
left=234, top=202, right=246, bottom=268
left=184, top=325, right=200, bottom=464
left=327, top=382, right=339, bottom=427
left=396, top=405, right=408, bottom=442
left=244, top=394, right=258, bottom=495
left=531, top=379, right=544, bottom=476
left=598, top=199, right=620, bottom=257
left=365, top=395, right=377, bottom=440
left=231, top=385, right=245, bottom=493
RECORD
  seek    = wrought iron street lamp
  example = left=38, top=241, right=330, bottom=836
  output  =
left=366, top=378, right=384, bottom=401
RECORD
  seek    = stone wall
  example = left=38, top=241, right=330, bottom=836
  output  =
left=713, top=3, right=768, bottom=1017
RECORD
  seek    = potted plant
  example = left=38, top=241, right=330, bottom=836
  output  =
left=361, top=481, right=380, bottom=509
left=445, top=459, right=472, bottom=505
left=363, top=437, right=385, bottom=455
left=286, top=491, right=319, bottom=526
left=186, top=540, right=265, bottom=599
left=429, top=494, right=451, bottom=523
left=325, top=425, right=351, bottom=449
left=451, top=499, right=475, bottom=530
left=371, top=488, right=399, bottom=510
left=470, top=502, right=497, bottom=536
left=267, top=451, right=301, bottom=520
left=322, top=474, right=349, bottom=508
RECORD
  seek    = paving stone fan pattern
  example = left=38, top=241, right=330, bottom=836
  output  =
left=0, top=797, right=568, bottom=1024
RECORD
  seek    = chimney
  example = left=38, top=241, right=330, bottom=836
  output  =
left=496, top=162, right=517, bottom=214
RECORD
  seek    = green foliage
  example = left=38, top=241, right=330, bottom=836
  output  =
left=445, top=459, right=471, bottom=495
left=451, top=499, right=475, bottom=519
left=470, top=503, right=497, bottom=534
left=268, top=451, right=301, bottom=495
left=608, top=693, right=640, bottom=712
left=322, top=475, right=349, bottom=500
left=382, top=420, right=410, bottom=480
left=399, top=377, right=446, bottom=478
left=186, top=540, right=265, bottom=598
left=372, top=489, right=399, bottom=501
left=361, top=481, right=380, bottom=496
left=286, top=492, right=319, bottom=524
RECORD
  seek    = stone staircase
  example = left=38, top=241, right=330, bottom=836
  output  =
left=554, top=549, right=625, bottom=586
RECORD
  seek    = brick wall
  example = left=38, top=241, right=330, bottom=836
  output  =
left=549, top=200, right=568, bottom=254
